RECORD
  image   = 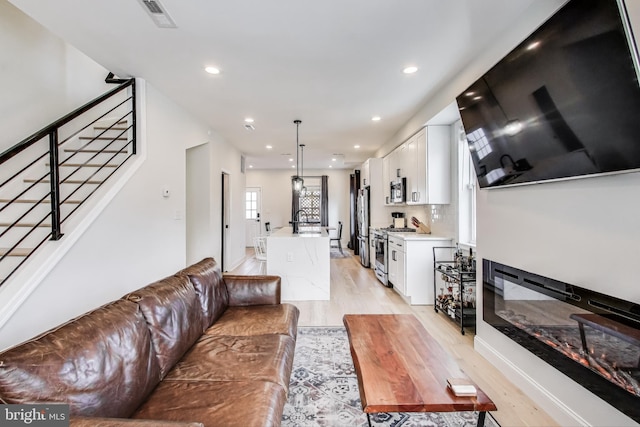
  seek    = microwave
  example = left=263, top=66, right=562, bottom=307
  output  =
left=390, top=177, right=406, bottom=203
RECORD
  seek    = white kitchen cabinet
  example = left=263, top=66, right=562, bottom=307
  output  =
left=387, top=235, right=406, bottom=296
left=407, top=126, right=451, bottom=205
left=360, top=159, right=370, bottom=187
left=388, top=234, right=452, bottom=304
left=382, top=156, right=390, bottom=205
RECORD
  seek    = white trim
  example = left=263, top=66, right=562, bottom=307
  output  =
left=474, top=335, right=590, bottom=427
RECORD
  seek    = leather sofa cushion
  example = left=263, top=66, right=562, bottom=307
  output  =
left=124, top=274, right=204, bottom=378
left=0, top=300, right=160, bottom=418
left=224, top=274, right=281, bottom=306
left=164, top=334, right=295, bottom=391
left=204, top=304, right=299, bottom=339
left=133, top=381, right=286, bottom=427
left=178, top=258, right=228, bottom=330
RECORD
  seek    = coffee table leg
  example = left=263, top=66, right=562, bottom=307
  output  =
left=367, top=412, right=373, bottom=427
left=477, top=411, right=486, bottom=427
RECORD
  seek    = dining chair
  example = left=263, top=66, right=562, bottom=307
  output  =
left=329, top=221, right=344, bottom=255
left=253, top=236, right=268, bottom=274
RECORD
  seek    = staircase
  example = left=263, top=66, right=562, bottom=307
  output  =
left=0, top=78, right=136, bottom=287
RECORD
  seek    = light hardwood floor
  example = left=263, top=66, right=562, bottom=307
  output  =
left=232, top=249, right=559, bottom=427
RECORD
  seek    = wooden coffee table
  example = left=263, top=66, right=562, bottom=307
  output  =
left=343, top=314, right=497, bottom=427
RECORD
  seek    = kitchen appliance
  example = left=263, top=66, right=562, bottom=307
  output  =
left=356, top=187, right=370, bottom=267
left=391, top=212, right=406, bottom=228
left=372, top=228, right=388, bottom=286
left=389, top=177, right=406, bottom=203
left=372, top=226, right=417, bottom=287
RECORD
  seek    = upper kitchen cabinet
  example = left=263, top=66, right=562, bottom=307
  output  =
left=360, top=158, right=371, bottom=187
left=407, top=126, right=451, bottom=205
left=360, top=158, right=387, bottom=227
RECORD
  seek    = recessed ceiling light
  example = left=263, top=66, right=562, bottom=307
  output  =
left=205, top=66, right=220, bottom=75
left=249, top=165, right=254, bottom=168
left=329, top=165, right=333, bottom=168
left=266, top=145, right=273, bottom=149
left=332, top=158, right=337, bottom=162
left=403, top=66, right=418, bottom=74
left=291, top=165, right=295, bottom=168
left=371, top=116, right=381, bottom=122
left=244, top=118, right=254, bottom=123
left=354, top=145, right=360, bottom=149
left=289, top=158, right=294, bottom=162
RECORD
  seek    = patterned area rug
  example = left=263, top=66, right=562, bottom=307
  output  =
left=282, top=327, right=500, bottom=427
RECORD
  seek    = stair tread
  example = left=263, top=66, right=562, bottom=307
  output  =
left=0, top=199, right=81, bottom=204
left=79, top=136, right=127, bottom=140
left=63, top=149, right=125, bottom=153
left=0, top=248, right=31, bottom=257
left=0, top=223, right=50, bottom=227
left=23, top=178, right=103, bottom=184
left=58, top=163, right=119, bottom=168
left=93, top=126, right=128, bottom=130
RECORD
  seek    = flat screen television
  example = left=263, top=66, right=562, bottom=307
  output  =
left=457, top=0, right=640, bottom=188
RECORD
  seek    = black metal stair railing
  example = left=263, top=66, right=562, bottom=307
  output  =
left=0, top=78, right=136, bottom=287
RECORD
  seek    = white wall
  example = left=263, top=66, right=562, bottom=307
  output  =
left=246, top=168, right=351, bottom=244
left=0, top=1, right=246, bottom=349
left=0, top=0, right=110, bottom=150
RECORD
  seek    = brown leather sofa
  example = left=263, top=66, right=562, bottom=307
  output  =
left=0, top=258, right=299, bottom=427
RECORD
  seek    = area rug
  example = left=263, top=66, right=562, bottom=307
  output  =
left=282, top=327, right=500, bottom=427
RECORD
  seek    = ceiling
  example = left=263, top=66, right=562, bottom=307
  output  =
left=10, top=0, right=537, bottom=169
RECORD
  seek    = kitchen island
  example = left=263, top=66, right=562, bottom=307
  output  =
left=266, top=226, right=330, bottom=301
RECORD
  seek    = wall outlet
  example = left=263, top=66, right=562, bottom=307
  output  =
left=287, top=252, right=293, bottom=262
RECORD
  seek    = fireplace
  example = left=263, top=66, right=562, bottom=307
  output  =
left=483, top=259, right=640, bottom=423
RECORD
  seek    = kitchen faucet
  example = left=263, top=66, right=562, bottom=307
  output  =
left=292, top=209, right=308, bottom=233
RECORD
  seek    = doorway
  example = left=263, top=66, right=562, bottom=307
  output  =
left=245, top=187, right=262, bottom=247
left=221, top=172, right=230, bottom=272
left=186, top=143, right=211, bottom=265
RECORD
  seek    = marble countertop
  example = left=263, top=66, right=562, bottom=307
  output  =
left=269, top=226, right=329, bottom=238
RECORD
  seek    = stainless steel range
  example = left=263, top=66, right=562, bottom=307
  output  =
left=372, top=227, right=416, bottom=287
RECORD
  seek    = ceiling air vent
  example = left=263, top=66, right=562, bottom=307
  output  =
left=137, top=0, right=177, bottom=28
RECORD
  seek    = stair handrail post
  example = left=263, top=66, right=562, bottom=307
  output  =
left=48, top=129, right=63, bottom=241
left=131, top=79, right=137, bottom=155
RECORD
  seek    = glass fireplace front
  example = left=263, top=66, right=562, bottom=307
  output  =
left=483, top=259, right=640, bottom=423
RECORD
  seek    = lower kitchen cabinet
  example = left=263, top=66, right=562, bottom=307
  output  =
left=387, top=234, right=452, bottom=305
left=387, top=235, right=406, bottom=295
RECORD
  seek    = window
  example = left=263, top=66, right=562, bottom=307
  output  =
left=245, top=190, right=258, bottom=219
left=458, top=123, right=477, bottom=246
left=298, top=186, right=321, bottom=222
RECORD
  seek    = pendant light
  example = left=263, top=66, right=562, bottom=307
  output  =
left=300, top=143, right=306, bottom=196
left=292, top=120, right=304, bottom=192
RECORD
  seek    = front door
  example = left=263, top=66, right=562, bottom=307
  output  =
left=245, top=187, right=261, bottom=247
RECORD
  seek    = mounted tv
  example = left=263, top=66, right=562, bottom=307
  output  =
left=457, top=0, right=640, bottom=188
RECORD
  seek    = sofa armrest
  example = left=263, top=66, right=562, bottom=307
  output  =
left=70, top=417, right=203, bottom=427
left=223, top=275, right=281, bottom=306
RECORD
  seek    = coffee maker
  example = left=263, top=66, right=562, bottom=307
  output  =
left=391, top=212, right=406, bottom=228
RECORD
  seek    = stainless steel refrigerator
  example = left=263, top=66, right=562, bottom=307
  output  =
left=356, top=187, right=370, bottom=267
